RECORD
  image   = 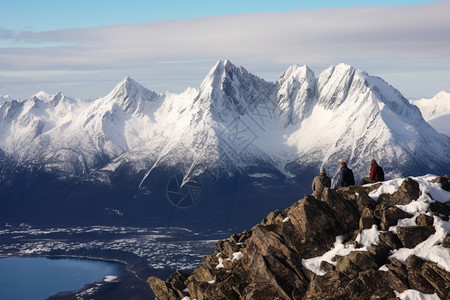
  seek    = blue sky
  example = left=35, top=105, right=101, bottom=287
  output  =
left=2, top=0, right=438, bottom=32
left=1, top=0, right=449, bottom=99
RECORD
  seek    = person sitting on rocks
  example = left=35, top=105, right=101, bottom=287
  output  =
left=312, top=166, right=331, bottom=199
left=335, top=161, right=355, bottom=188
left=360, top=159, right=384, bottom=185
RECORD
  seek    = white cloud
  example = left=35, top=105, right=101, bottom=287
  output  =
left=0, top=1, right=449, bottom=99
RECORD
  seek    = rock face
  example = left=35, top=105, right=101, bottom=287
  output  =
left=148, top=176, right=450, bottom=299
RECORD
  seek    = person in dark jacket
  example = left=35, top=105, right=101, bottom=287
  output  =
left=312, top=166, right=331, bottom=199
left=360, top=159, right=384, bottom=185
left=335, top=161, right=355, bottom=188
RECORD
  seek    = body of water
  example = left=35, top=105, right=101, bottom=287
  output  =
left=0, top=257, right=124, bottom=300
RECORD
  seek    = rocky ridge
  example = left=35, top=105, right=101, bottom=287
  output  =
left=148, top=175, right=450, bottom=299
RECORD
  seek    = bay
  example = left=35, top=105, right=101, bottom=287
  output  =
left=0, top=257, right=123, bottom=300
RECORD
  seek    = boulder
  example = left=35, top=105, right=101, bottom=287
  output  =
left=406, top=255, right=435, bottom=294
left=415, top=214, right=434, bottom=226
left=359, top=206, right=377, bottom=230
left=378, top=178, right=421, bottom=206
left=443, top=234, right=450, bottom=248
left=396, top=226, right=436, bottom=248
left=378, top=231, right=403, bottom=250
left=432, top=175, right=450, bottom=192
left=335, top=251, right=378, bottom=274
left=428, top=201, right=450, bottom=221
left=375, top=205, right=413, bottom=231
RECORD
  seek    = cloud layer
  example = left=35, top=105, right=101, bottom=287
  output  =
left=1, top=1, right=449, bottom=99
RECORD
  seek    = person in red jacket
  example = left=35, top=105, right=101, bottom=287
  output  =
left=360, top=159, right=384, bottom=185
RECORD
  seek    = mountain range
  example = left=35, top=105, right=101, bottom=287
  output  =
left=412, top=91, right=450, bottom=138
left=1, top=60, right=449, bottom=230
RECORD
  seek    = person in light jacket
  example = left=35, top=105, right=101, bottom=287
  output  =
left=312, top=166, right=331, bottom=199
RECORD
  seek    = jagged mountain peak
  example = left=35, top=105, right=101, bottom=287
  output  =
left=413, top=90, right=450, bottom=137
left=316, top=63, right=417, bottom=120
left=414, top=90, right=450, bottom=116
left=276, top=64, right=317, bottom=126
left=105, top=76, right=160, bottom=114
left=200, top=59, right=248, bottom=90
left=33, top=91, right=53, bottom=102
left=109, top=76, right=149, bottom=97
left=196, top=59, right=276, bottom=121
left=278, top=64, right=314, bottom=81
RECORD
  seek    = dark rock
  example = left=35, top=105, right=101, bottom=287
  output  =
left=420, top=260, right=450, bottom=299
left=385, top=258, right=409, bottom=290
left=415, top=214, right=434, bottom=226
left=443, top=234, right=450, bottom=248
left=375, top=205, right=413, bottom=231
left=148, top=176, right=449, bottom=299
left=335, top=185, right=377, bottom=214
left=335, top=251, right=378, bottom=274
left=432, top=175, right=450, bottom=192
left=261, top=209, right=286, bottom=225
left=319, top=260, right=335, bottom=273
left=147, top=271, right=189, bottom=300
left=343, top=270, right=398, bottom=300
left=305, top=269, right=399, bottom=299
left=428, top=201, right=450, bottom=221
left=368, top=244, right=391, bottom=266
left=378, top=178, right=421, bottom=206
left=378, top=231, right=403, bottom=250
left=359, top=206, right=377, bottom=230
left=406, top=255, right=435, bottom=295
left=397, top=226, right=436, bottom=248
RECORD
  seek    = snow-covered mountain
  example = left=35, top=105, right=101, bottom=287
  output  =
left=412, top=91, right=450, bottom=137
left=1, top=60, right=449, bottom=229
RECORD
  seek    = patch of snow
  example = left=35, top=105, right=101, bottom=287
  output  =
left=368, top=177, right=405, bottom=201
left=355, top=225, right=380, bottom=249
left=369, top=174, right=450, bottom=205
left=232, top=251, right=243, bottom=261
left=282, top=217, right=290, bottom=223
left=394, top=289, right=440, bottom=300
left=248, top=173, right=274, bottom=178
left=378, top=265, right=389, bottom=271
left=390, top=216, right=450, bottom=272
left=215, top=257, right=224, bottom=269
left=104, top=275, right=117, bottom=282
left=368, top=175, right=450, bottom=272
left=303, top=225, right=384, bottom=275
left=304, top=173, right=450, bottom=276
left=302, top=235, right=356, bottom=275
left=208, top=279, right=215, bottom=284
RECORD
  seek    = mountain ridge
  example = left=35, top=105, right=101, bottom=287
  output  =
left=148, top=174, right=450, bottom=299
left=412, top=91, right=450, bottom=138
left=1, top=60, right=449, bottom=229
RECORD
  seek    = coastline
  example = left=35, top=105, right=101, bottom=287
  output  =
left=0, top=253, right=164, bottom=300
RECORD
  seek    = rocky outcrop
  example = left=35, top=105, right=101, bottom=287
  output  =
left=148, top=177, right=450, bottom=299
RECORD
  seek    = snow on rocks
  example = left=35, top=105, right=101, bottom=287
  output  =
left=302, top=225, right=381, bottom=275
left=103, top=275, right=118, bottom=282
left=394, top=289, right=440, bottom=300
left=232, top=251, right=243, bottom=261
left=304, top=175, right=449, bottom=275
left=149, top=174, right=449, bottom=299
left=302, top=235, right=355, bottom=276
